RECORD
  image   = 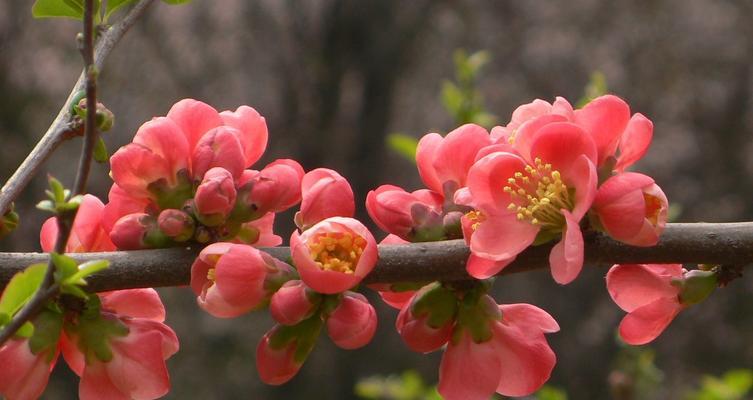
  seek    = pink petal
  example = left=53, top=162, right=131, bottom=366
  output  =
left=466, top=254, right=515, bottom=280
left=432, top=124, right=492, bottom=188
left=619, top=297, right=682, bottom=345
left=0, top=339, right=56, bottom=400
left=492, top=321, right=557, bottom=397
left=132, top=117, right=190, bottom=178
left=606, top=264, right=682, bottom=312
left=596, top=188, right=647, bottom=241
left=499, top=304, right=560, bottom=334
left=466, top=152, right=529, bottom=212
left=513, top=114, right=569, bottom=162
left=326, top=292, right=377, bottom=349
left=593, top=172, right=655, bottom=206
left=567, top=155, right=598, bottom=221
left=615, top=113, right=653, bottom=172
left=166, top=98, right=223, bottom=153
left=574, top=95, right=630, bottom=165
left=101, top=184, right=150, bottom=233
left=98, top=289, right=166, bottom=322
left=438, top=331, right=501, bottom=400
left=528, top=122, right=598, bottom=175
left=220, top=105, right=269, bottom=167
left=549, top=210, right=584, bottom=284
left=415, top=133, right=443, bottom=193
left=470, top=214, right=538, bottom=263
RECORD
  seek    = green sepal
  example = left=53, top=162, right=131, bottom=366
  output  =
left=455, top=291, right=500, bottom=343
left=411, top=282, right=458, bottom=328
left=29, top=309, right=64, bottom=361
left=678, top=270, right=718, bottom=305
left=268, top=315, right=324, bottom=364
left=17, top=321, right=35, bottom=338
left=69, top=295, right=129, bottom=364
left=93, top=137, right=109, bottom=163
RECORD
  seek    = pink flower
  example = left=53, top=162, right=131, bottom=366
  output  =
left=490, top=97, right=574, bottom=143
left=219, top=105, right=269, bottom=168
left=438, top=302, right=559, bottom=399
left=41, top=194, right=116, bottom=253
left=0, top=338, right=56, bottom=400
left=110, top=213, right=167, bottom=250
left=235, top=160, right=304, bottom=221
left=366, top=185, right=444, bottom=241
left=190, top=242, right=271, bottom=318
left=234, top=212, right=283, bottom=247
left=395, top=283, right=457, bottom=353
left=190, top=127, right=246, bottom=180
left=326, top=292, right=377, bottom=350
left=256, top=325, right=303, bottom=385
left=592, top=172, right=668, bottom=246
left=290, top=217, right=378, bottom=294
left=194, top=167, right=237, bottom=226
left=463, top=121, right=598, bottom=284
left=269, top=280, right=321, bottom=326
left=157, top=209, right=195, bottom=242
left=606, top=264, right=716, bottom=345
left=295, top=168, right=355, bottom=230
left=101, top=184, right=150, bottom=233
left=416, top=124, right=493, bottom=196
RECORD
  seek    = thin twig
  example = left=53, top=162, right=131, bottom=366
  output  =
left=0, top=0, right=154, bottom=346
left=0, top=0, right=156, bottom=216
left=0, top=222, right=751, bottom=292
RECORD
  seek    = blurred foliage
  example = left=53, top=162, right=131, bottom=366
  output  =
left=355, top=370, right=441, bottom=400
left=685, top=369, right=753, bottom=400
left=532, top=385, right=569, bottom=400
left=386, top=133, right=419, bottom=165
left=609, top=341, right=664, bottom=400
left=575, top=71, right=608, bottom=108
left=441, top=49, right=496, bottom=127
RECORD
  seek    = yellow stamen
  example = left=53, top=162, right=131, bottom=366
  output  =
left=307, top=232, right=366, bottom=274
left=207, top=268, right=216, bottom=282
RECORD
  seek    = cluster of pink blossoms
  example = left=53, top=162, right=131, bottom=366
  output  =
left=0, top=95, right=718, bottom=400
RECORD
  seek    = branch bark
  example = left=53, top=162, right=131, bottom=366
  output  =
left=0, top=0, right=156, bottom=216
left=1, top=222, right=751, bottom=292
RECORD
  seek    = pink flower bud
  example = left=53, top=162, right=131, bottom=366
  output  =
left=256, top=325, right=303, bottom=385
left=110, top=213, right=169, bottom=250
left=220, top=105, right=269, bottom=168
left=593, top=172, right=668, bottom=246
left=396, top=283, right=458, bottom=353
left=191, top=126, right=246, bottom=180
left=290, top=217, right=378, bottom=294
left=157, top=209, right=195, bottom=242
left=0, top=338, right=55, bottom=400
left=269, top=280, right=321, bottom=326
left=366, top=185, right=444, bottom=240
left=233, top=212, right=283, bottom=247
left=326, top=292, right=377, bottom=350
left=295, top=168, right=354, bottom=229
left=235, top=160, right=304, bottom=221
left=190, top=243, right=270, bottom=318
left=194, top=167, right=237, bottom=226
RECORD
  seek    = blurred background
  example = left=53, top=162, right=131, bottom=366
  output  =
left=2, top=0, right=753, bottom=399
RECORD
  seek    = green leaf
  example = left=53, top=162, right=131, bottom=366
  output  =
left=104, top=0, right=136, bottom=20
left=386, top=133, right=419, bottom=163
left=0, top=263, right=47, bottom=321
left=93, top=137, right=109, bottom=163
left=536, top=385, right=568, bottom=400
left=28, top=309, right=64, bottom=357
left=576, top=71, right=608, bottom=108
left=162, top=0, right=192, bottom=4
left=65, top=259, right=110, bottom=286
left=49, top=176, right=65, bottom=202
left=51, top=253, right=79, bottom=282
left=17, top=321, right=35, bottom=338
left=32, top=0, right=84, bottom=19
left=440, top=81, right=463, bottom=117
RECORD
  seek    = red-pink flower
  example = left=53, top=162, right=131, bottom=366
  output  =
left=0, top=338, right=56, bottom=400
left=194, top=167, right=237, bottom=226
left=606, top=264, right=705, bottom=345
left=295, top=168, right=355, bottom=230
left=326, top=292, right=377, bottom=350
left=366, top=185, right=444, bottom=241
left=190, top=242, right=271, bottom=318
left=290, top=217, right=378, bottom=294
left=109, top=213, right=167, bottom=250
left=269, top=280, right=321, bottom=326
left=40, top=194, right=116, bottom=253
left=191, top=127, right=246, bottom=180
left=592, top=172, right=668, bottom=246
left=463, top=122, right=598, bottom=284
left=395, top=283, right=457, bottom=353
left=438, top=303, right=559, bottom=399
left=490, top=97, right=573, bottom=143
left=157, top=209, right=195, bottom=242
left=416, top=124, right=493, bottom=195
left=235, top=159, right=304, bottom=221
left=256, top=325, right=303, bottom=385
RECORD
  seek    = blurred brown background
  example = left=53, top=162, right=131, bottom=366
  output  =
left=2, top=0, right=753, bottom=399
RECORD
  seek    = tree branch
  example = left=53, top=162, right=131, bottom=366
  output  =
left=0, top=0, right=156, bottom=216
left=1, top=223, right=751, bottom=292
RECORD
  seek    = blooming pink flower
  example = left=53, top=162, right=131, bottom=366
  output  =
left=438, top=302, right=559, bottom=399
left=295, top=168, right=355, bottom=230
left=592, top=172, right=668, bottom=246
left=235, top=159, right=304, bottom=221
left=40, top=194, right=116, bottom=253
left=490, top=97, right=574, bottom=143
left=416, top=124, right=492, bottom=196
left=366, top=185, right=444, bottom=241
left=190, top=242, right=271, bottom=318
left=326, top=292, right=377, bottom=350
left=606, top=264, right=691, bottom=345
left=269, top=280, right=321, bottom=326
left=290, top=217, right=378, bottom=294
left=194, top=167, right=237, bottom=226
left=463, top=121, right=598, bottom=284
left=0, top=338, right=56, bottom=400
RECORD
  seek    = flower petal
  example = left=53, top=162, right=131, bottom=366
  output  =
left=606, top=264, right=682, bottom=312
left=549, top=210, right=584, bottom=284
left=618, top=297, right=682, bottom=345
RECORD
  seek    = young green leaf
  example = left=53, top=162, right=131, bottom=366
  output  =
left=16, top=321, right=35, bottom=338
left=65, top=259, right=110, bottom=286
left=386, top=133, right=419, bottom=163
left=162, top=0, right=192, bottom=4
left=51, top=253, right=79, bottom=282
left=93, top=137, right=109, bottom=163
left=32, top=0, right=84, bottom=19
left=104, top=0, right=136, bottom=20
left=0, top=263, right=47, bottom=321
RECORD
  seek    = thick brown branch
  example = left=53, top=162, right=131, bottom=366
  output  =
left=0, top=0, right=156, bottom=216
left=1, top=223, right=751, bottom=292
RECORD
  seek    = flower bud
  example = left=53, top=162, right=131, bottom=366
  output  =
left=295, top=168, right=354, bottom=230
left=191, top=126, right=246, bottom=180
left=270, top=280, right=322, bottom=326
left=194, top=167, right=237, bottom=226
left=256, top=319, right=322, bottom=385
left=157, top=209, right=195, bottom=242
left=110, top=213, right=171, bottom=250
left=396, top=282, right=457, bottom=353
left=234, top=160, right=304, bottom=222
left=326, top=292, right=377, bottom=350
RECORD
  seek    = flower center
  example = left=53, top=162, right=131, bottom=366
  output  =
left=308, top=232, right=367, bottom=274
left=207, top=268, right=216, bottom=281
left=644, top=193, right=663, bottom=225
left=465, top=210, right=487, bottom=231
left=503, top=157, right=573, bottom=229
